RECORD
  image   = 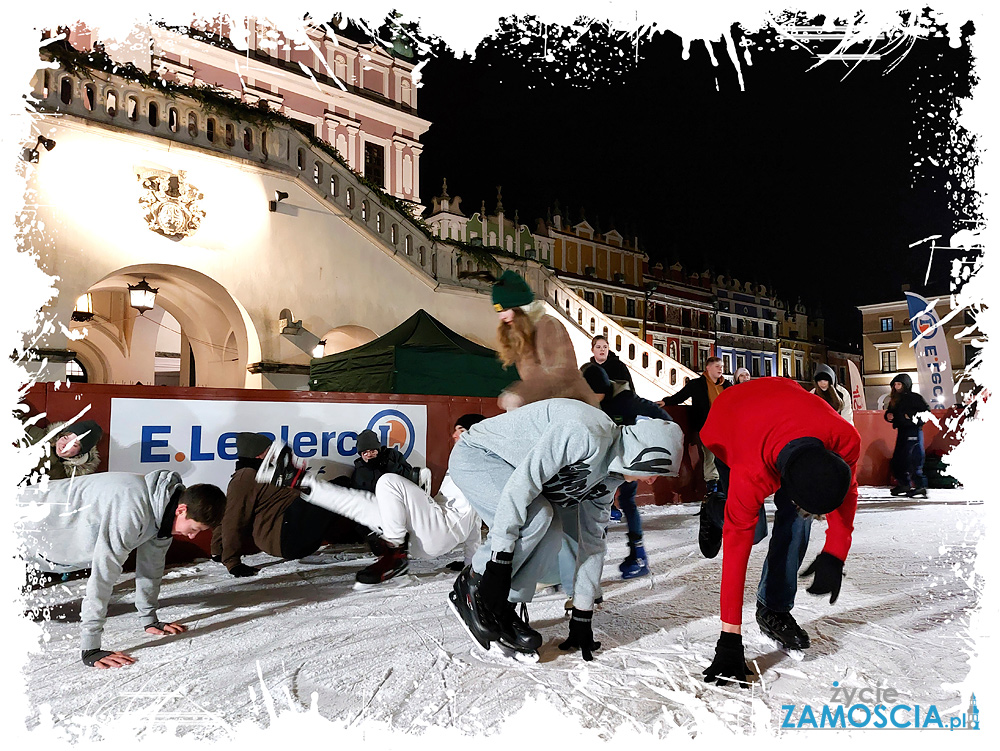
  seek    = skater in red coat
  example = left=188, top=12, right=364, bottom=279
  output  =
left=698, top=377, right=860, bottom=686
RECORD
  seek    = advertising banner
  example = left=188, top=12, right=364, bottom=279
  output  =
left=905, top=291, right=956, bottom=409
left=847, top=359, right=867, bottom=411
left=109, top=398, right=427, bottom=489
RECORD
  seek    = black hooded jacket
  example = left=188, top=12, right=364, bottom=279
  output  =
left=350, top=447, right=418, bottom=492
left=582, top=351, right=635, bottom=393
left=883, top=373, right=931, bottom=436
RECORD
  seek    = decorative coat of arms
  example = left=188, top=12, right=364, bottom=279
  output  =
left=137, top=169, right=206, bottom=240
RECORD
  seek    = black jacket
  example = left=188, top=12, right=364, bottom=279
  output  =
left=601, top=385, right=672, bottom=427
left=883, top=373, right=931, bottom=436
left=350, top=447, right=418, bottom=492
left=660, top=375, right=728, bottom=434
left=583, top=351, right=635, bottom=393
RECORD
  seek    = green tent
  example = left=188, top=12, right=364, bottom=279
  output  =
left=309, top=309, right=518, bottom=396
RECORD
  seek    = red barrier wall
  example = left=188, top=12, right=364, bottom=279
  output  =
left=20, top=384, right=964, bottom=558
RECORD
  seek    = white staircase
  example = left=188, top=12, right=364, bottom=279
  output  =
left=539, top=271, right=698, bottom=401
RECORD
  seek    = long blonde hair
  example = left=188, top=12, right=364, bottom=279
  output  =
left=496, top=307, right=537, bottom=368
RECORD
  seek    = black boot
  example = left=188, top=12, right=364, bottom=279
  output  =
left=698, top=497, right=724, bottom=559
left=449, top=566, right=501, bottom=650
left=890, top=485, right=910, bottom=496
left=756, top=603, right=810, bottom=650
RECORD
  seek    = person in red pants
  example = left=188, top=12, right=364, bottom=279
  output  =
left=698, top=377, right=861, bottom=686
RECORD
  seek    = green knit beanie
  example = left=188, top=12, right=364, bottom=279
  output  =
left=491, top=270, right=535, bottom=311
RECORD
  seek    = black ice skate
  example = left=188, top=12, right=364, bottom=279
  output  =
left=256, top=439, right=308, bottom=489
left=448, top=566, right=501, bottom=651
left=756, top=603, right=810, bottom=652
left=354, top=535, right=409, bottom=589
left=890, top=485, right=910, bottom=497
left=907, top=486, right=928, bottom=499
left=496, top=601, right=542, bottom=657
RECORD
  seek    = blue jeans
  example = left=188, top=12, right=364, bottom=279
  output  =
left=891, top=431, right=927, bottom=489
left=756, top=486, right=812, bottom=613
left=617, top=480, right=642, bottom=538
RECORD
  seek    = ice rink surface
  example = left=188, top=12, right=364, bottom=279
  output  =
left=18, top=487, right=984, bottom=739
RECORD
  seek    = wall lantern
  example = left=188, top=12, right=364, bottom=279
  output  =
left=71, top=292, right=94, bottom=322
left=127, top=277, right=158, bottom=315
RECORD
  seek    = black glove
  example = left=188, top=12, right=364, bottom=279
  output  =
left=703, top=632, right=752, bottom=687
left=229, top=563, right=259, bottom=578
left=559, top=608, right=602, bottom=661
left=477, top=553, right=513, bottom=615
left=801, top=552, right=844, bottom=603
left=82, top=648, right=115, bottom=667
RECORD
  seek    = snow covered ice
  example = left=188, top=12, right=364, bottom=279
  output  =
left=18, top=488, right=983, bottom=739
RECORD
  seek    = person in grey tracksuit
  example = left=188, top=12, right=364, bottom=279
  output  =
left=448, top=398, right=682, bottom=659
left=17, top=470, right=225, bottom=669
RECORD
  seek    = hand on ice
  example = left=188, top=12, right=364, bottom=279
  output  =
left=478, top=555, right=513, bottom=614
left=559, top=608, right=601, bottom=661
left=800, top=552, right=844, bottom=604
left=145, top=621, right=188, bottom=636
left=82, top=649, right=136, bottom=669
left=229, top=563, right=260, bottom=578
left=703, top=632, right=753, bottom=687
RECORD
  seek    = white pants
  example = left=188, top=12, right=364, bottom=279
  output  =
left=303, top=473, right=480, bottom=563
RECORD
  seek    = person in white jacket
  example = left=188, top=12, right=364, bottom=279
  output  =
left=257, top=414, right=486, bottom=587
left=811, top=364, right=855, bottom=425
left=17, top=470, right=226, bottom=669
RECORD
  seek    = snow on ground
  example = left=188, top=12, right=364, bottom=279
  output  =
left=19, top=488, right=984, bottom=740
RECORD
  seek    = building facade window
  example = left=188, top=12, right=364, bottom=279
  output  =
left=682, top=345, right=692, bottom=368
left=722, top=354, right=732, bottom=374
left=880, top=317, right=893, bottom=332
left=782, top=356, right=790, bottom=378
left=880, top=349, right=897, bottom=372
left=752, top=357, right=760, bottom=377
left=626, top=299, right=636, bottom=318
left=584, top=291, right=596, bottom=306
left=603, top=295, right=613, bottom=314
left=736, top=354, right=746, bottom=372
left=364, top=142, right=385, bottom=188
left=795, top=358, right=803, bottom=380
left=764, top=358, right=773, bottom=377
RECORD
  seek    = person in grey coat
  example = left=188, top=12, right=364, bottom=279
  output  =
left=448, top=398, right=683, bottom=661
left=17, top=470, right=226, bottom=668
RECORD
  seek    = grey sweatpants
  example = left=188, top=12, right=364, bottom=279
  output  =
left=448, top=440, right=563, bottom=603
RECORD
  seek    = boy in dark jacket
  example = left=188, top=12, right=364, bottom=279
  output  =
left=350, top=429, right=428, bottom=493
left=884, top=373, right=932, bottom=498
left=658, top=356, right=729, bottom=557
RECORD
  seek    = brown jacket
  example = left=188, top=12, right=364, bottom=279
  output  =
left=504, top=315, right=601, bottom=409
left=210, top=468, right=301, bottom=571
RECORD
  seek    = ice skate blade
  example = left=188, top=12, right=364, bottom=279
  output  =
left=759, top=632, right=805, bottom=661
left=353, top=574, right=413, bottom=591
left=493, top=641, right=539, bottom=663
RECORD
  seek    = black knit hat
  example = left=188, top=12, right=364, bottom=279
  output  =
left=357, top=429, right=382, bottom=453
left=455, top=413, right=486, bottom=431
left=63, top=420, right=103, bottom=454
left=235, top=432, right=272, bottom=459
left=491, top=270, right=534, bottom=311
left=782, top=445, right=852, bottom=515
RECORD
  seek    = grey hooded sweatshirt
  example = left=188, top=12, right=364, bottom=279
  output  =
left=455, top=399, right=682, bottom=605
left=811, top=363, right=854, bottom=425
left=17, top=470, right=184, bottom=651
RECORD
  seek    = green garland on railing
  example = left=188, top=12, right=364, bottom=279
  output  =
left=39, top=40, right=437, bottom=240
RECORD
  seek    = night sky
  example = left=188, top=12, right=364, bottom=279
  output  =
left=413, top=13, right=979, bottom=345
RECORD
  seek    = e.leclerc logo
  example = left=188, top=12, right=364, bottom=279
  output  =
left=138, top=408, right=417, bottom=464
left=366, top=409, right=416, bottom=459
